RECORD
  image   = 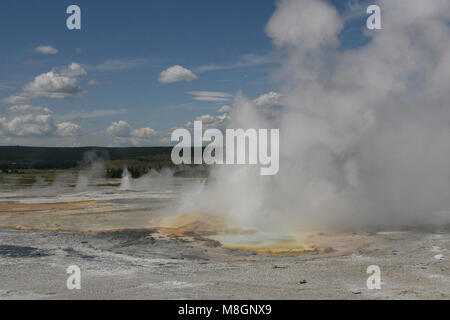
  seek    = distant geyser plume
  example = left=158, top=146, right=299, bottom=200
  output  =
left=75, top=151, right=107, bottom=192
left=120, top=167, right=132, bottom=191
left=181, top=0, right=450, bottom=232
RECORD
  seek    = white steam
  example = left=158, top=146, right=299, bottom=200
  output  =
left=183, top=0, right=450, bottom=231
left=75, top=152, right=106, bottom=192
left=120, top=167, right=131, bottom=191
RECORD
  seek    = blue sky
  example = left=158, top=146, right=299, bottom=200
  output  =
left=0, top=0, right=370, bottom=146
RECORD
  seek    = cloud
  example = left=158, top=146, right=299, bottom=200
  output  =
left=34, top=45, right=58, bottom=55
left=56, top=122, right=82, bottom=137
left=107, top=120, right=158, bottom=138
left=6, top=104, right=52, bottom=115
left=0, top=105, right=82, bottom=137
left=106, top=120, right=131, bottom=137
left=184, top=113, right=230, bottom=131
left=193, top=53, right=280, bottom=73
left=187, top=91, right=232, bottom=102
left=2, top=63, right=87, bottom=104
left=0, top=115, right=55, bottom=136
left=60, top=63, right=87, bottom=77
left=87, top=79, right=113, bottom=86
left=182, top=91, right=280, bottom=131
left=58, top=109, right=127, bottom=121
left=254, top=91, right=284, bottom=109
left=158, top=65, right=198, bottom=83
left=106, top=120, right=159, bottom=146
left=217, top=105, right=232, bottom=113
left=266, top=0, right=343, bottom=49
left=131, top=127, right=157, bottom=138
left=2, top=96, right=26, bottom=104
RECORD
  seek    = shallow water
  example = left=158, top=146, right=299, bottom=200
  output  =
left=0, top=170, right=203, bottom=205
left=0, top=171, right=367, bottom=255
left=0, top=170, right=205, bottom=232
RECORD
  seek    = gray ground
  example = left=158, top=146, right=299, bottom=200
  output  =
left=0, top=228, right=448, bottom=299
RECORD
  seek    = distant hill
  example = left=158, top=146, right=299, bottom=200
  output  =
left=0, top=146, right=173, bottom=169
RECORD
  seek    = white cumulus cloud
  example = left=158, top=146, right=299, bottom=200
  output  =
left=131, top=127, right=157, bottom=138
left=57, top=122, right=82, bottom=137
left=254, top=91, right=284, bottom=109
left=106, top=120, right=131, bottom=137
left=158, top=65, right=198, bottom=83
left=2, top=63, right=87, bottom=104
left=0, top=114, right=55, bottom=137
left=106, top=120, right=159, bottom=146
left=0, top=105, right=82, bottom=138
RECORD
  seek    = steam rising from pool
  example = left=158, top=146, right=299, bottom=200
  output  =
left=178, top=0, right=450, bottom=232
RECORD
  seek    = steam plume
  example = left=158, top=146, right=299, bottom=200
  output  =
left=184, top=0, right=450, bottom=231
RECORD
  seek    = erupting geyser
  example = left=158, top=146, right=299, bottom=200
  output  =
left=120, top=167, right=131, bottom=191
left=176, top=0, right=450, bottom=232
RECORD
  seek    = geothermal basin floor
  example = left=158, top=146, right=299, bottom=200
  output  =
left=0, top=227, right=448, bottom=299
